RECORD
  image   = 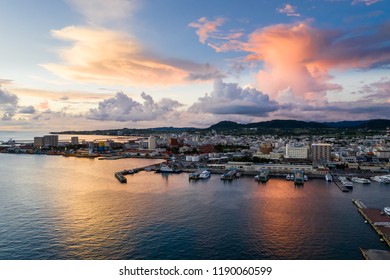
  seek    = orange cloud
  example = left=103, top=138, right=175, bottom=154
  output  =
left=41, top=26, right=190, bottom=86
left=42, top=26, right=222, bottom=86
left=241, top=22, right=389, bottom=104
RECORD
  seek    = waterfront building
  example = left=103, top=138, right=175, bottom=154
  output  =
left=311, top=143, right=331, bottom=162
left=43, top=135, right=58, bottom=147
left=148, top=136, right=157, bottom=150
left=33, top=137, right=44, bottom=148
left=71, top=136, right=79, bottom=145
left=285, top=144, right=309, bottom=159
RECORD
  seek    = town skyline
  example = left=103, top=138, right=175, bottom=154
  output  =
left=0, top=0, right=389, bottom=132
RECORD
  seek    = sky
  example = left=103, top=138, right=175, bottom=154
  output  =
left=0, top=0, right=389, bottom=131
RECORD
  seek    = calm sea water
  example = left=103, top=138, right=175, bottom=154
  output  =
left=0, top=153, right=389, bottom=260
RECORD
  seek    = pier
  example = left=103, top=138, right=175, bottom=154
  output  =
left=352, top=199, right=390, bottom=249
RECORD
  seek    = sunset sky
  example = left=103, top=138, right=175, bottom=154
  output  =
left=0, top=0, right=389, bottom=131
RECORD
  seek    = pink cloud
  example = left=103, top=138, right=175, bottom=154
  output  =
left=277, top=4, right=300, bottom=17
left=352, top=0, right=382, bottom=6
left=188, top=17, right=225, bottom=44
left=240, top=22, right=389, bottom=104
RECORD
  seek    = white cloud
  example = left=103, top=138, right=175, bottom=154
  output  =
left=88, top=92, right=183, bottom=122
left=189, top=79, right=279, bottom=117
left=277, top=4, right=300, bottom=17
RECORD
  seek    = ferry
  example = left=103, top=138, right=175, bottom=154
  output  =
left=325, top=173, right=333, bottom=182
left=351, top=177, right=371, bottom=184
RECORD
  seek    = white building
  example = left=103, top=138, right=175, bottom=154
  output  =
left=148, top=136, right=157, bottom=150
left=285, top=144, right=309, bottom=159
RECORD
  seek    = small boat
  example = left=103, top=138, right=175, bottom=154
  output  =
left=325, top=173, right=333, bottom=182
left=304, top=175, right=308, bottom=181
left=351, top=177, right=371, bottom=184
left=199, top=170, right=211, bottom=179
left=286, top=174, right=291, bottom=180
left=159, top=164, right=182, bottom=173
left=370, top=176, right=390, bottom=184
left=339, top=176, right=353, bottom=189
left=384, top=207, right=390, bottom=216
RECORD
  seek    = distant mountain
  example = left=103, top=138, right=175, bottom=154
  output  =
left=51, top=119, right=390, bottom=135
left=323, top=120, right=367, bottom=128
left=356, top=119, right=390, bottom=129
left=246, top=120, right=327, bottom=129
left=208, top=119, right=328, bottom=130
left=208, top=121, right=244, bottom=130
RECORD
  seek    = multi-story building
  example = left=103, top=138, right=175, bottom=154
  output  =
left=311, top=143, right=331, bottom=162
left=285, top=144, right=309, bottom=159
left=148, top=136, right=157, bottom=150
left=33, top=137, right=44, bottom=147
left=43, top=135, right=59, bottom=147
left=71, top=136, right=79, bottom=145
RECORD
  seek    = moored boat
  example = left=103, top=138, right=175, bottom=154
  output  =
left=325, top=173, right=333, bottom=182
left=199, top=170, right=211, bottom=179
left=351, top=177, right=371, bottom=184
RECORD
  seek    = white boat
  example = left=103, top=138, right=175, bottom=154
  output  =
left=199, top=170, right=211, bottom=179
left=370, top=176, right=390, bottom=184
left=304, top=175, right=308, bottom=181
left=159, top=164, right=182, bottom=173
left=339, top=176, right=353, bottom=189
left=325, top=173, right=333, bottom=182
left=290, top=174, right=295, bottom=180
left=351, top=177, right=371, bottom=184
left=286, top=174, right=291, bottom=180
left=384, top=207, right=390, bottom=216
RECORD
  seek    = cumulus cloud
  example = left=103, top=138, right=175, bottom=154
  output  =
left=277, top=4, right=300, bottom=17
left=352, top=0, right=382, bottom=6
left=189, top=79, right=279, bottom=116
left=241, top=22, right=390, bottom=104
left=0, top=87, right=19, bottom=121
left=88, top=92, right=183, bottom=122
left=42, top=26, right=222, bottom=86
left=66, top=0, right=137, bottom=24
